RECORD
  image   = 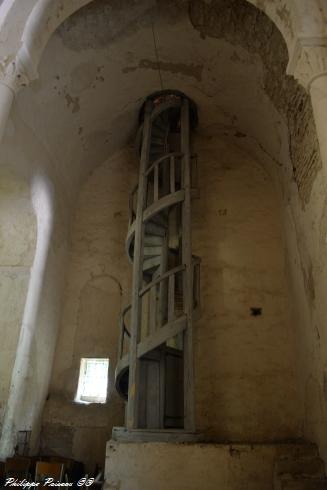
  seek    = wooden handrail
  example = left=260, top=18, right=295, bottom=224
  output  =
left=128, top=184, right=138, bottom=221
left=118, top=304, right=132, bottom=359
left=145, top=152, right=183, bottom=177
left=138, top=258, right=200, bottom=299
left=143, top=190, right=185, bottom=223
left=139, top=264, right=185, bottom=297
left=121, top=304, right=131, bottom=333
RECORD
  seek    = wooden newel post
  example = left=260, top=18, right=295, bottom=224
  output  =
left=126, top=100, right=153, bottom=429
left=181, top=98, right=195, bottom=431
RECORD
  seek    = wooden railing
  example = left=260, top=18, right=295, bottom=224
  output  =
left=145, top=152, right=183, bottom=206
left=118, top=304, right=131, bottom=360
left=128, top=152, right=199, bottom=228
left=128, top=184, right=138, bottom=226
left=118, top=257, right=200, bottom=362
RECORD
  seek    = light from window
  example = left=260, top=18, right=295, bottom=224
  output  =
left=75, top=358, right=109, bottom=404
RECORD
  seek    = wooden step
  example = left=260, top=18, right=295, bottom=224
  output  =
left=143, top=256, right=161, bottom=272
left=145, top=222, right=166, bottom=237
left=143, top=246, right=162, bottom=257
left=144, top=235, right=164, bottom=246
left=153, top=116, right=168, bottom=131
left=151, top=126, right=166, bottom=138
left=150, top=148, right=164, bottom=156
left=150, top=214, right=167, bottom=226
left=151, top=136, right=166, bottom=145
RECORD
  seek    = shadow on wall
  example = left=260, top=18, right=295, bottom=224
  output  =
left=0, top=168, right=37, bottom=436
left=0, top=173, right=57, bottom=459
left=41, top=275, right=124, bottom=473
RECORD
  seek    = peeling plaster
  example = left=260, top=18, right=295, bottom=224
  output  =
left=65, top=93, right=80, bottom=114
left=189, top=0, right=322, bottom=205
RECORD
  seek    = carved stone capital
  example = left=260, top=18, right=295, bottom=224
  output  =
left=287, top=37, right=327, bottom=90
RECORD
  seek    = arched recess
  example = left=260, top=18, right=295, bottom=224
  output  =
left=0, top=168, right=37, bottom=426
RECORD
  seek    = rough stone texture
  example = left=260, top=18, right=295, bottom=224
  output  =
left=189, top=0, right=322, bottom=205
left=105, top=441, right=317, bottom=490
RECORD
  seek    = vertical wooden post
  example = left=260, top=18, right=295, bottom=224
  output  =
left=168, top=274, right=175, bottom=322
left=126, top=101, right=152, bottom=429
left=170, top=156, right=175, bottom=193
left=149, top=285, right=157, bottom=335
left=118, top=313, right=124, bottom=360
left=181, top=98, right=195, bottom=432
left=158, top=232, right=168, bottom=327
left=154, top=165, right=159, bottom=202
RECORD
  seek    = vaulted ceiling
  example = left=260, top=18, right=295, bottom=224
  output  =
left=11, top=0, right=319, bottom=203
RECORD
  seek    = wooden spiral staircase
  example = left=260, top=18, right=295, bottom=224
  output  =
left=114, top=91, right=201, bottom=439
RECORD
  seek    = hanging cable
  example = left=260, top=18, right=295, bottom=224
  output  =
left=151, top=16, right=164, bottom=91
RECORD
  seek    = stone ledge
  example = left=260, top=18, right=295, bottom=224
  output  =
left=105, top=440, right=319, bottom=490
left=111, top=427, right=202, bottom=443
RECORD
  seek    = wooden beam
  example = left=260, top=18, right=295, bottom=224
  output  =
left=154, top=165, right=159, bottom=202
left=126, top=100, right=153, bottom=429
left=181, top=98, right=195, bottom=432
left=142, top=190, right=185, bottom=223
left=137, top=316, right=187, bottom=359
left=168, top=274, right=175, bottom=322
left=145, top=152, right=182, bottom=177
left=170, top=155, right=175, bottom=193
left=112, top=427, right=201, bottom=443
left=139, top=264, right=185, bottom=297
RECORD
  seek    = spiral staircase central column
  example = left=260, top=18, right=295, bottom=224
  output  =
left=181, top=99, right=195, bottom=431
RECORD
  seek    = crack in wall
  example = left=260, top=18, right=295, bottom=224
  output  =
left=122, top=59, right=203, bottom=81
